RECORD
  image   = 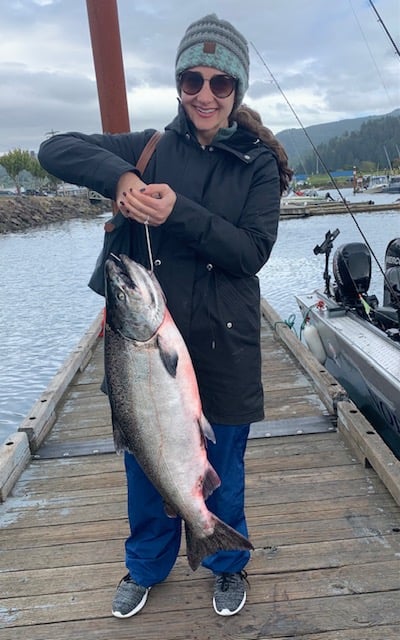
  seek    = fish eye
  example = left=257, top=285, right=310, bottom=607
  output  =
left=117, top=292, right=125, bottom=300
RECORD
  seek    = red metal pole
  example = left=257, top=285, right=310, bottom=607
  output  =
left=86, top=0, right=130, bottom=133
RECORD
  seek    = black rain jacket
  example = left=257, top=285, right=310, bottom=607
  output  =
left=38, top=105, right=281, bottom=424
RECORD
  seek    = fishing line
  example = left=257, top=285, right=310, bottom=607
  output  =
left=250, top=41, right=387, bottom=281
left=144, top=220, right=154, bottom=273
left=349, top=0, right=393, bottom=106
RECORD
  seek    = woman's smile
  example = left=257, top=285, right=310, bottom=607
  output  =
left=180, top=66, right=235, bottom=145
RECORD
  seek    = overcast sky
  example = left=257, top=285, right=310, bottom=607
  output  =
left=1, top=0, right=399, bottom=154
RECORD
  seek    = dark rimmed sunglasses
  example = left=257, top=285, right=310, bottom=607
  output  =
left=179, top=70, right=236, bottom=99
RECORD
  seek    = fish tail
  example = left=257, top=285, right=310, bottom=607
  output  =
left=185, top=515, right=254, bottom=571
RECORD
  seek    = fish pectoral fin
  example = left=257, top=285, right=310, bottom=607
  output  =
left=199, top=413, right=216, bottom=443
left=156, top=335, right=178, bottom=378
left=163, top=501, right=178, bottom=518
left=202, top=462, right=221, bottom=500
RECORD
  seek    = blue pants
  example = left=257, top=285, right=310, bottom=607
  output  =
left=123, top=423, right=250, bottom=587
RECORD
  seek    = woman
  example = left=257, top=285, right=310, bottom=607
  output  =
left=39, top=13, right=292, bottom=618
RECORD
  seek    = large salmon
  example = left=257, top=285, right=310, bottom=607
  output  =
left=104, top=254, right=253, bottom=570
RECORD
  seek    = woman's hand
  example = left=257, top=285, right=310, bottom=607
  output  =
left=117, top=172, right=176, bottom=226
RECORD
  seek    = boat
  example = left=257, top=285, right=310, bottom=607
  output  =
left=295, top=229, right=400, bottom=456
left=383, top=175, right=400, bottom=194
left=364, top=174, right=389, bottom=193
left=281, top=188, right=328, bottom=207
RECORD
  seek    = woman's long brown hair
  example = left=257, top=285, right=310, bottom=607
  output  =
left=235, top=104, right=293, bottom=195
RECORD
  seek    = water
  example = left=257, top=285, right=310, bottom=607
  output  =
left=0, top=218, right=105, bottom=441
left=0, top=190, right=399, bottom=444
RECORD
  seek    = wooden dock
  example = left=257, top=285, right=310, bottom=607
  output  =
left=1, top=302, right=400, bottom=639
left=280, top=200, right=400, bottom=219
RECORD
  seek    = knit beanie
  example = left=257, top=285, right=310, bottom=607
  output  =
left=175, top=14, right=249, bottom=107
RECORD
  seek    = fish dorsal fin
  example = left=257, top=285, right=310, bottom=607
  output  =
left=199, top=413, right=216, bottom=443
left=156, top=335, right=178, bottom=378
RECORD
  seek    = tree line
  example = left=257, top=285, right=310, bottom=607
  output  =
left=0, top=149, right=59, bottom=195
left=294, top=114, right=400, bottom=175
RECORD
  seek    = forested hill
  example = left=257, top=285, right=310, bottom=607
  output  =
left=276, top=108, right=400, bottom=172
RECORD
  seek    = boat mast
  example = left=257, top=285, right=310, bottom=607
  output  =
left=86, top=0, right=130, bottom=133
left=368, top=0, right=400, bottom=58
left=383, top=145, right=393, bottom=173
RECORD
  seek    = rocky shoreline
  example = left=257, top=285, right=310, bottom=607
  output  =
left=0, top=196, right=112, bottom=234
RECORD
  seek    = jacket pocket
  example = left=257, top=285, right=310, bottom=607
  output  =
left=213, top=271, right=260, bottom=342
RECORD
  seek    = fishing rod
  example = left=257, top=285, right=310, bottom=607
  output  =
left=250, top=42, right=400, bottom=313
left=368, top=0, right=400, bottom=58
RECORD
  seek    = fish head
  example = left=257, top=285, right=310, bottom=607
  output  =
left=105, top=254, right=166, bottom=341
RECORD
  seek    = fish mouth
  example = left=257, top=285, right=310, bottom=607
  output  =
left=106, top=254, right=138, bottom=290
left=108, top=253, right=128, bottom=273
left=107, top=255, right=158, bottom=298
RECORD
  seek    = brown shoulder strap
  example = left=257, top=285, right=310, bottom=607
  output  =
left=106, top=131, right=163, bottom=230
left=136, top=131, right=163, bottom=175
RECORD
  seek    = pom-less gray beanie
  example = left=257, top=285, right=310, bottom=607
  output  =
left=175, top=14, right=249, bottom=107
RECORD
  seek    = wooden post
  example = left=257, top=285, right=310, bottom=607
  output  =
left=86, top=0, right=130, bottom=133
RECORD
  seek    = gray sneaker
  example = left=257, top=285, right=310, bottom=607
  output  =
left=213, top=570, right=248, bottom=616
left=112, top=573, right=150, bottom=618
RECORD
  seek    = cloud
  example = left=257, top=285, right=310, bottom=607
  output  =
left=0, top=0, right=399, bottom=153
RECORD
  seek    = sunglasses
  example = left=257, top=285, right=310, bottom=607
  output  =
left=179, top=71, right=236, bottom=99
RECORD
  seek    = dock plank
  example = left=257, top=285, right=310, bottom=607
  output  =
left=1, top=309, right=400, bottom=638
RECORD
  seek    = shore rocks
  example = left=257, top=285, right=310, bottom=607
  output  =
left=0, top=196, right=112, bottom=234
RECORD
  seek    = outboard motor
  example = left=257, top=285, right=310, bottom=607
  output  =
left=333, top=243, right=371, bottom=309
left=383, top=238, right=400, bottom=306
left=374, top=238, right=400, bottom=336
